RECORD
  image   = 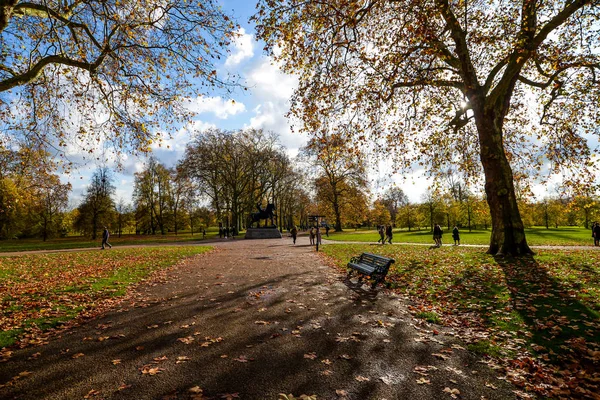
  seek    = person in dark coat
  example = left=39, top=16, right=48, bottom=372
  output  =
left=290, top=225, right=298, bottom=244
left=385, top=225, right=393, bottom=244
left=433, top=224, right=443, bottom=247
left=377, top=225, right=385, bottom=244
left=101, top=226, right=112, bottom=250
left=452, top=226, right=460, bottom=246
left=593, top=222, right=600, bottom=246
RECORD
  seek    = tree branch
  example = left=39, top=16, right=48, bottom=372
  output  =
left=435, top=0, right=479, bottom=94
left=0, top=51, right=109, bottom=92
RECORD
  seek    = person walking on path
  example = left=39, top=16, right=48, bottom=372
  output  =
left=309, top=226, right=316, bottom=245
left=433, top=224, right=443, bottom=247
left=290, top=225, right=298, bottom=244
left=325, top=225, right=330, bottom=237
left=377, top=225, right=385, bottom=244
left=385, top=224, right=393, bottom=244
left=316, top=226, right=322, bottom=246
left=101, top=227, right=112, bottom=250
left=594, top=222, right=600, bottom=246
left=452, top=225, right=460, bottom=246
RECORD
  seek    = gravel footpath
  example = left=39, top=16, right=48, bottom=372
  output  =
left=0, top=237, right=517, bottom=399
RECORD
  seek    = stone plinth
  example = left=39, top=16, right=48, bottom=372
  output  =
left=244, top=227, right=282, bottom=239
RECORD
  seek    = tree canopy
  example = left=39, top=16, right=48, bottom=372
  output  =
left=254, top=0, right=600, bottom=255
left=0, top=0, right=239, bottom=157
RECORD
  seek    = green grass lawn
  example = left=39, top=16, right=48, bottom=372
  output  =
left=0, top=246, right=211, bottom=348
left=321, top=243, right=600, bottom=396
left=326, top=226, right=596, bottom=246
left=0, top=230, right=221, bottom=253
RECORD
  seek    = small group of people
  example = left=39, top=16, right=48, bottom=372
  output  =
left=218, top=225, right=236, bottom=239
left=433, top=224, right=461, bottom=247
left=377, top=225, right=393, bottom=244
left=592, top=222, right=600, bottom=246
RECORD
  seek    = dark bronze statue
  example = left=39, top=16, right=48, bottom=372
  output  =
left=249, top=203, right=276, bottom=228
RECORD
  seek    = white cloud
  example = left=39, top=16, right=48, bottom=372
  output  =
left=185, top=96, right=246, bottom=119
left=152, top=120, right=216, bottom=153
left=247, top=101, right=306, bottom=151
left=243, top=56, right=306, bottom=152
left=225, top=27, right=255, bottom=67
left=370, top=158, right=435, bottom=203
left=247, top=58, right=297, bottom=100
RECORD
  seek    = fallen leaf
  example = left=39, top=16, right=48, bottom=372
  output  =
left=112, top=359, right=121, bottom=365
left=116, top=383, right=131, bottom=391
left=141, top=366, right=163, bottom=375
left=84, top=389, right=101, bottom=398
left=72, top=353, right=85, bottom=359
left=355, top=375, right=370, bottom=382
left=416, top=377, right=431, bottom=384
left=304, top=352, right=317, bottom=360
left=219, top=393, right=240, bottom=399
left=177, top=336, right=194, bottom=345
left=189, top=386, right=203, bottom=394
left=443, top=387, right=460, bottom=399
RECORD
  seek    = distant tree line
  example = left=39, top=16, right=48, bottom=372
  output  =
left=1, top=130, right=599, bottom=241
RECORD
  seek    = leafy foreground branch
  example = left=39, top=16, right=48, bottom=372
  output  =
left=322, top=245, right=600, bottom=399
left=0, top=246, right=211, bottom=349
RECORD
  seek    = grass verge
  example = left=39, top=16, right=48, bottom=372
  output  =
left=326, top=226, right=597, bottom=246
left=0, top=246, right=211, bottom=348
left=321, top=243, right=600, bottom=397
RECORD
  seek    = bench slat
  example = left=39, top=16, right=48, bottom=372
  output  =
left=348, top=262, right=376, bottom=275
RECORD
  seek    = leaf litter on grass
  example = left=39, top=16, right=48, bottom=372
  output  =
left=0, top=247, right=211, bottom=349
left=321, top=244, right=600, bottom=399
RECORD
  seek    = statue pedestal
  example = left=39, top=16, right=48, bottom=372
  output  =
left=244, top=227, right=283, bottom=239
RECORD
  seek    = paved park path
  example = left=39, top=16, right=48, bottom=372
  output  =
left=0, top=237, right=518, bottom=399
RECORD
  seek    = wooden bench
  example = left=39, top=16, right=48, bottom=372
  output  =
left=347, top=253, right=395, bottom=289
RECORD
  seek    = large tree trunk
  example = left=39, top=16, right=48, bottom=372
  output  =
left=477, top=114, right=533, bottom=256
left=332, top=191, right=342, bottom=232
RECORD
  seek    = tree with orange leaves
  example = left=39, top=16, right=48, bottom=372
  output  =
left=255, top=0, right=600, bottom=256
